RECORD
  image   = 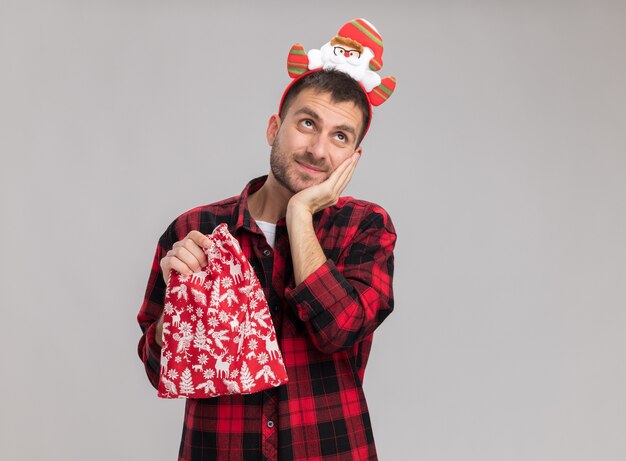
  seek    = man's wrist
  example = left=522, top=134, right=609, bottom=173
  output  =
left=286, top=200, right=313, bottom=225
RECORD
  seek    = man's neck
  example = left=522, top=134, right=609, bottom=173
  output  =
left=247, top=174, right=292, bottom=224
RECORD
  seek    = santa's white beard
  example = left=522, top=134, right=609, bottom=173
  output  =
left=319, top=44, right=373, bottom=81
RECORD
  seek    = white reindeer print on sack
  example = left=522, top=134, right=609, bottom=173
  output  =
left=256, top=330, right=281, bottom=360
left=209, top=348, right=234, bottom=379
left=171, top=309, right=182, bottom=328
left=221, top=253, right=243, bottom=284
left=190, top=270, right=208, bottom=286
left=229, top=313, right=240, bottom=332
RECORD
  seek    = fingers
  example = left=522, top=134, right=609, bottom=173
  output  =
left=334, top=153, right=359, bottom=195
left=326, top=152, right=359, bottom=197
left=187, top=230, right=213, bottom=249
left=173, top=236, right=209, bottom=269
left=160, top=231, right=213, bottom=285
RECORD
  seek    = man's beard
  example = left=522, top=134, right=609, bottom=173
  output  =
left=269, top=135, right=329, bottom=195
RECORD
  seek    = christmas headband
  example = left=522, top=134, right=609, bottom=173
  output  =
left=279, top=18, right=397, bottom=137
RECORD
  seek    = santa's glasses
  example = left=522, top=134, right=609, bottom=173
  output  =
left=333, top=46, right=361, bottom=59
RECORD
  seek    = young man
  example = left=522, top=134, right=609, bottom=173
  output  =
left=138, top=20, right=397, bottom=461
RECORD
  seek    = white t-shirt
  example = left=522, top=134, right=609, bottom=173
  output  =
left=256, top=220, right=277, bottom=249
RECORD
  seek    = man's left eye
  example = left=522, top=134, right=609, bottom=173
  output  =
left=335, top=133, right=346, bottom=142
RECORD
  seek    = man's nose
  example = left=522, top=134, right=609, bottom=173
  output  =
left=307, top=134, right=327, bottom=159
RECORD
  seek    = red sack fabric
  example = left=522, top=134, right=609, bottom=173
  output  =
left=158, top=223, right=288, bottom=398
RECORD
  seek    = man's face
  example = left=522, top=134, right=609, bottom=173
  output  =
left=267, top=88, right=364, bottom=194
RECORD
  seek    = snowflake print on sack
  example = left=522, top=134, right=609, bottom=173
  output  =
left=158, top=223, right=288, bottom=399
left=256, top=352, right=269, bottom=365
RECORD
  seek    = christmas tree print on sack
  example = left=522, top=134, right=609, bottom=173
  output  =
left=157, top=223, right=288, bottom=399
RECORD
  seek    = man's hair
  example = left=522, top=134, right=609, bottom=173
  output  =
left=279, top=69, right=370, bottom=145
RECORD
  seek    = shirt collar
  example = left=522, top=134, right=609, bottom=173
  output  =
left=230, top=175, right=268, bottom=236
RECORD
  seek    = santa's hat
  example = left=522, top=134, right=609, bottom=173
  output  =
left=336, top=18, right=384, bottom=71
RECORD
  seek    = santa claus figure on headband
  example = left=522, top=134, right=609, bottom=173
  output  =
left=308, top=32, right=382, bottom=92
left=287, top=18, right=396, bottom=107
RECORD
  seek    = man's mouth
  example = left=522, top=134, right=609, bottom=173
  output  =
left=296, top=160, right=326, bottom=174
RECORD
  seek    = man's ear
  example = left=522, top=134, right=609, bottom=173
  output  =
left=355, top=145, right=363, bottom=156
left=266, top=114, right=281, bottom=146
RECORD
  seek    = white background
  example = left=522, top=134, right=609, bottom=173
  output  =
left=1, top=1, right=625, bottom=460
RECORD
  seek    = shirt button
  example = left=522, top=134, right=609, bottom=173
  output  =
left=267, top=420, right=275, bottom=429
left=272, top=304, right=279, bottom=312
left=263, top=249, right=271, bottom=257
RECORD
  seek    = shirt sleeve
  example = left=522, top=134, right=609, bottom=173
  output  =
left=137, top=225, right=177, bottom=390
left=284, top=207, right=396, bottom=354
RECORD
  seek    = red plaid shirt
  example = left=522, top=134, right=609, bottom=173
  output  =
left=137, top=176, right=396, bottom=461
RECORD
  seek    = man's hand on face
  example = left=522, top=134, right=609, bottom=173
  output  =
left=285, top=152, right=360, bottom=285
left=287, top=152, right=360, bottom=217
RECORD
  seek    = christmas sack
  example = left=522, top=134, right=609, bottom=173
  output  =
left=158, top=223, right=288, bottom=399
